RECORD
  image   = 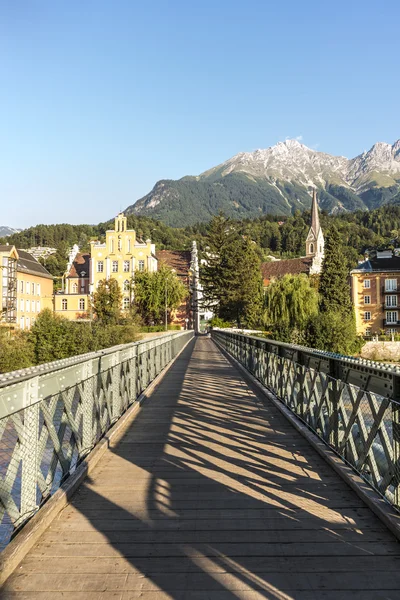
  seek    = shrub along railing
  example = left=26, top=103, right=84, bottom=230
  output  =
left=0, top=330, right=193, bottom=549
left=212, top=329, right=400, bottom=512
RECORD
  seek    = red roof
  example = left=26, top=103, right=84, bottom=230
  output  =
left=67, top=253, right=90, bottom=278
left=156, top=250, right=191, bottom=277
left=261, top=257, right=313, bottom=282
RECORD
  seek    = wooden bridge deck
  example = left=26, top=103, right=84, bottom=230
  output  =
left=3, top=337, right=400, bottom=599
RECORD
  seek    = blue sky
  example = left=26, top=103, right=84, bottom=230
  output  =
left=1, top=0, right=399, bottom=228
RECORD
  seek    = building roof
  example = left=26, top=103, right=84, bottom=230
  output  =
left=351, top=256, right=400, bottom=273
left=17, top=250, right=53, bottom=280
left=310, top=189, right=321, bottom=238
left=156, top=250, right=191, bottom=277
left=67, top=253, right=90, bottom=278
left=261, top=257, right=313, bottom=281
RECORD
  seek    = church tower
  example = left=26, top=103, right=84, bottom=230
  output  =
left=306, top=190, right=324, bottom=274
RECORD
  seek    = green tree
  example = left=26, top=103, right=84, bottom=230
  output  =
left=92, top=278, right=123, bottom=324
left=0, top=329, right=34, bottom=373
left=200, top=215, right=264, bottom=328
left=29, top=309, right=79, bottom=364
left=319, top=226, right=353, bottom=315
left=134, top=265, right=188, bottom=325
left=264, top=274, right=319, bottom=343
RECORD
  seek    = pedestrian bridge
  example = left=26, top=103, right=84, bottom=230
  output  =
left=1, top=331, right=400, bottom=598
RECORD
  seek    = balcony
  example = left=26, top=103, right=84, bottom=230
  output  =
left=382, top=286, right=398, bottom=294
left=383, top=320, right=400, bottom=326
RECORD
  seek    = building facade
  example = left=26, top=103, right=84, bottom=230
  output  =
left=55, top=214, right=158, bottom=319
left=1, top=245, right=53, bottom=329
left=351, top=250, right=400, bottom=336
left=261, top=190, right=324, bottom=286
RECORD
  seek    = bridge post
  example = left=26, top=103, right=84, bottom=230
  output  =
left=19, top=377, right=40, bottom=527
left=81, top=360, right=94, bottom=455
left=111, top=350, right=122, bottom=422
left=392, top=375, right=400, bottom=509
left=328, top=358, right=340, bottom=449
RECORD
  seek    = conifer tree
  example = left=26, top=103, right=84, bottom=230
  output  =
left=318, top=226, right=353, bottom=315
left=201, top=215, right=264, bottom=328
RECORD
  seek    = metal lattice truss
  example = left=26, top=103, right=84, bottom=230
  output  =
left=0, top=331, right=192, bottom=547
left=213, top=330, right=400, bottom=510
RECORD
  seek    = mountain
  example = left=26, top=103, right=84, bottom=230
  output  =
left=125, top=139, right=400, bottom=226
left=0, top=226, right=21, bottom=237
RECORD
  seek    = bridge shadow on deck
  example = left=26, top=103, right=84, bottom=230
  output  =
left=3, top=338, right=400, bottom=599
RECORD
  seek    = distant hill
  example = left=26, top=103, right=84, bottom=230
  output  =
left=0, top=226, right=21, bottom=237
left=125, top=139, right=400, bottom=226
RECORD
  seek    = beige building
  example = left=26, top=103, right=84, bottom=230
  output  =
left=0, top=245, right=53, bottom=329
left=55, top=213, right=158, bottom=319
left=351, top=250, right=400, bottom=336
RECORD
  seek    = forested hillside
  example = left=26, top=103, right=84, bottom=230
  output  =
left=2, top=204, right=400, bottom=278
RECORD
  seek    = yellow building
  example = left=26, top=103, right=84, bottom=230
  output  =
left=54, top=214, right=158, bottom=319
left=351, top=250, right=400, bottom=337
left=89, top=213, right=157, bottom=310
left=0, top=245, right=53, bottom=329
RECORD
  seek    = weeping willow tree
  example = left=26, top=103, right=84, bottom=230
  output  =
left=134, top=265, right=188, bottom=325
left=264, top=274, right=319, bottom=343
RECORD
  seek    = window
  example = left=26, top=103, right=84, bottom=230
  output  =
left=62, top=299, right=68, bottom=310
left=123, top=260, right=130, bottom=272
left=20, top=299, right=24, bottom=312
left=309, top=243, right=314, bottom=254
left=127, top=239, right=131, bottom=253
left=118, top=237, right=122, bottom=251
left=112, top=260, right=118, bottom=272
left=20, top=317, right=24, bottom=329
left=26, top=317, right=30, bottom=329
left=138, top=260, right=145, bottom=272
left=72, top=282, right=78, bottom=293
left=79, top=298, right=85, bottom=310
left=31, top=302, right=35, bottom=313
left=387, top=328, right=396, bottom=335
left=123, top=279, right=130, bottom=292
left=110, top=238, right=114, bottom=253
left=363, top=279, right=371, bottom=288
left=31, top=283, right=35, bottom=295
left=37, top=301, right=40, bottom=312
left=385, top=279, right=397, bottom=291
left=26, top=300, right=30, bottom=313
left=123, top=297, right=130, bottom=309
left=37, top=284, right=40, bottom=296
left=386, top=295, right=398, bottom=307
left=97, top=261, right=104, bottom=273
left=20, top=280, right=24, bottom=293
left=386, top=311, right=398, bottom=324
left=364, top=296, right=371, bottom=304
left=365, top=328, right=372, bottom=337
left=26, top=282, right=30, bottom=294
left=364, top=311, right=371, bottom=321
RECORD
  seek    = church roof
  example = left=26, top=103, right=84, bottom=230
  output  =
left=156, top=250, right=191, bottom=277
left=261, top=257, right=313, bottom=281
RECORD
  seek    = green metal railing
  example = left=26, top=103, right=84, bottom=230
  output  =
left=212, top=329, right=400, bottom=512
left=0, top=330, right=194, bottom=549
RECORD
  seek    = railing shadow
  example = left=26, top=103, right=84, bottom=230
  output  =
left=4, top=337, right=400, bottom=598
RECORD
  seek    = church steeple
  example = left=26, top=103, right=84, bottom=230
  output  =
left=310, top=189, right=320, bottom=238
left=306, top=190, right=324, bottom=273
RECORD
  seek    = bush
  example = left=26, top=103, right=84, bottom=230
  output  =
left=306, top=311, right=363, bottom=355
left=0, top=328, right=34, bottom=374
left=209, top=317, right=231, bottom=328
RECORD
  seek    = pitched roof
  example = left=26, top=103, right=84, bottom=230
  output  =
left=17, top=250, right=53, bottom=280
left=351, top=256, right=400, bottom=273
left=67, top=253, right=90, bottom=278
left=156, top=250, right=191, bottom=277
left=261, top=257, right=313, bottom=280
left=310, top=189, right=321, bottom=237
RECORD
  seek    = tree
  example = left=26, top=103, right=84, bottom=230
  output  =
left=314, top=226, right=360, bottom=353
left=92, top=278, right=123, bottom=324
left=200, top=215, right=264, bottom=328
left=264, top=274, right=319, bottom=342
left=319, top=226, right=354, bottom=315
left=134, top=265, right=188, bottom=325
